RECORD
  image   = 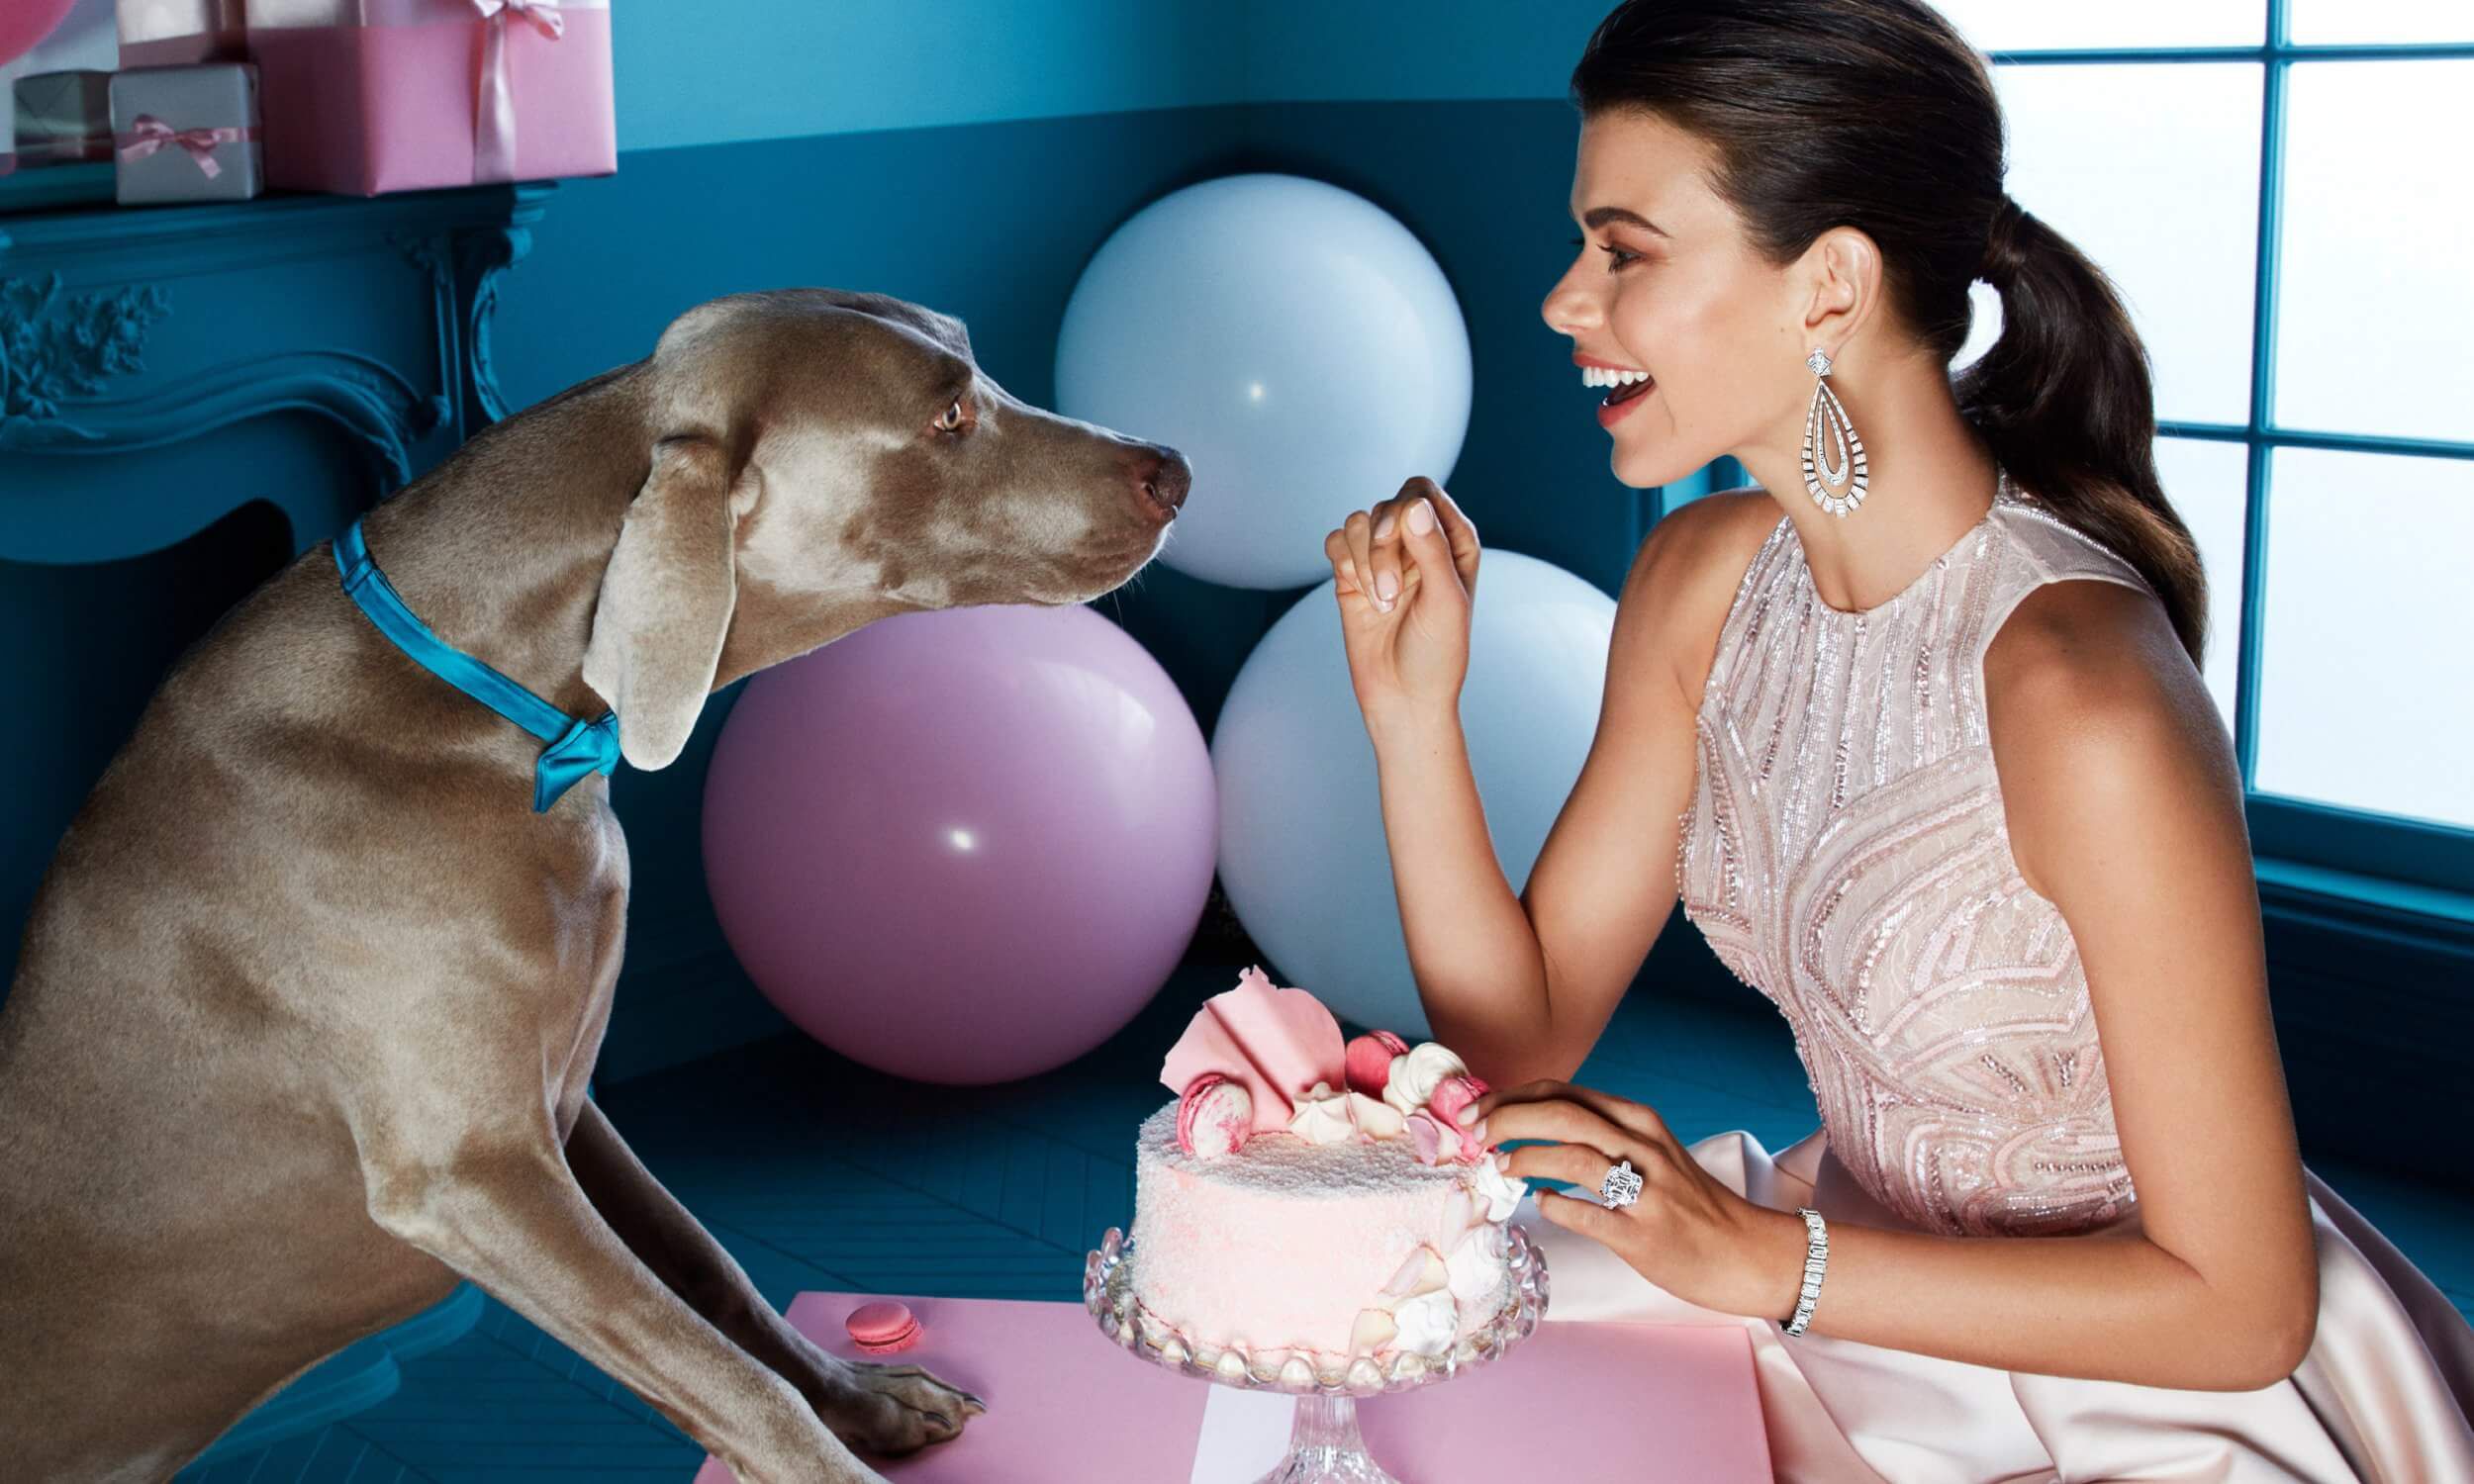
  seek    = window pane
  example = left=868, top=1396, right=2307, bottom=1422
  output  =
left=2274, top=60, right=2473, bottom=442
left=1980, top=64, right=2261, bottom=425
left=1935, top=0, right=2263, bottom=49
left=2290, top=0, right=2474, bottom=45
left=2152, top=436, right=2250, bottom=727
left=2255, top=447, right=2474, bottom=830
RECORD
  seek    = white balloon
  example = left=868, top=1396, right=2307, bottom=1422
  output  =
left=1056, top=173, right=1474, bottom=592
left=1212, top=551, right=1618, bottom=1039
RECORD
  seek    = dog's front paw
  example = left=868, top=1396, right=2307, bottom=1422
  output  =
left=805, top=1354, right=988, bottom=1459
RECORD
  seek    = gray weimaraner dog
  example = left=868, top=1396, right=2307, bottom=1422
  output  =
left=0, top=288, right=1190, bottom=1482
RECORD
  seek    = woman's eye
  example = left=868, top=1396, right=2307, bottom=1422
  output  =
left=1569, top=235, right=1639, bottom=269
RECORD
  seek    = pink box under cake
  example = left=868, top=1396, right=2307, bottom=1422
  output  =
left=1125, top=1101, right=1510, bottom=1374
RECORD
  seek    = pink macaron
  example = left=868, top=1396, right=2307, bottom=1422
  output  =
left=1344, top=1030, right=1409, bottom=1097
left=846, top=1300, right=921, bottom=1354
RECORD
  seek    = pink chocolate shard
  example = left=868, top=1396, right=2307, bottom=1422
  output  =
left=1344, top=1030, right=1408, bottom=1097
left=1427, top=1072, right=1487, bottom=1129
left=1159, top=965, right=1347, bottom=1134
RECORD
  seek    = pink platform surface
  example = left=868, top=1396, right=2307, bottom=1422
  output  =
left=692, top=1290, right=1771, bottom=1482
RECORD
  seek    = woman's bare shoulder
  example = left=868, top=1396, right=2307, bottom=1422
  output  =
left=1622, top=488, right=1783, bottom=711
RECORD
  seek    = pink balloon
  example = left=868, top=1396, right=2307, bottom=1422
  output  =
left=0, top=0, right=80, bottom=70
left=703, top=604, right=1217, bottom=1085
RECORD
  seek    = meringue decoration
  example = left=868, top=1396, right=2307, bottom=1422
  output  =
left=1444, top=1222, right=1508, bottom=1306
left=1470, top=1149, right=1528, bottom=1222
left=1177, top=1073, right=1254, bottom=1159
left=1285, top=1080, right=1358, bottom=1146
left=1389, top=1287, right=1460, bottom=1357
left=1344, top=1029, right=1409, bottom=1096
left=1381, top=1041, right=1471, bottom=1119
left=1346, top=1089, right=1406, bottom=1140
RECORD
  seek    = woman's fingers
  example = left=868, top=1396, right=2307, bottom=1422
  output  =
left=1397, top=493, right=1467, bottom=609
left=1476, top=1097, right=1665, bottom=1180
left=1501, top=1140, right=1635, bottom=1200
left=1344, top=508, right=1381, bottom=613
left=1368, top=494, right=1411, bottom=614
left=1468, top=1078, right=1671, bottom=1152
left=1325, top=526, right=1365, bottom=601
left=1405, top=477, right=1481, bottom=597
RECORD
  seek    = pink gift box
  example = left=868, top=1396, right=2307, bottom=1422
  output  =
left=119, top=0, right=248, bottom=68
left=690, top=1289, right=1773, bottom=1482
left=243, top=0, right=613, bottom=196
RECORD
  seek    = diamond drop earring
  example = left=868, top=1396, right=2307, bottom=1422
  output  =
left=1801, top=346, right=1868, bottom=517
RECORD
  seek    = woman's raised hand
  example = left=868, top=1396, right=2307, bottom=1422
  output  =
left=1323, top=475, right=1482, bottom=729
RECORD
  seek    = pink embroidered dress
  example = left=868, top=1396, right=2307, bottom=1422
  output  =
left=1514, top=473, right=2474, bottom=1482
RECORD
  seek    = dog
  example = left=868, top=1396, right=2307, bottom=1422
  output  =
left=0, top=288, right=1190, bottom=1482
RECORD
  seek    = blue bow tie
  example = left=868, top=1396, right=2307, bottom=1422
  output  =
left=333, top=517, right=620, bottom=813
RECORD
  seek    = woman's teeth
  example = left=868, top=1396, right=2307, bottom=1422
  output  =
left=1584, top=365, right=1656, bottom=406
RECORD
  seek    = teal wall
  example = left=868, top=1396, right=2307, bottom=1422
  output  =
left=597, top=0, right=1624, bottom=153
left=1239, top=1, right=1614, bottom=102
left=608, top=1, right=1248, bottom=150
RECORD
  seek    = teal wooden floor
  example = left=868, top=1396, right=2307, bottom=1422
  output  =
left=174, top=948, right=2474, bottom=1482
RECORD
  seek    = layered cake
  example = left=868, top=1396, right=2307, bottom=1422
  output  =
left=1119, top=966, right=1530, bottom=1388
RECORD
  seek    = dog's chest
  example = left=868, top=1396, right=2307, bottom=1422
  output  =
left=548, top=804, right=629, bottom=1140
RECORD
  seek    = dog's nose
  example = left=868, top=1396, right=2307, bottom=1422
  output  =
left=1132, top=446, right=1189, bottom=523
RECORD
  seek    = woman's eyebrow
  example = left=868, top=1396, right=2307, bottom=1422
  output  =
left=1576, top=206, right=1670, bottom=238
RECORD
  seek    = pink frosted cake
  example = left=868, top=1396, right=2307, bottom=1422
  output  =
left=1121, top=967, right=1529, bottom=1388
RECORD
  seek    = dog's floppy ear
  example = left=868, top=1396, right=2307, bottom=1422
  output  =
left=582, top=434, right=747, bottom=772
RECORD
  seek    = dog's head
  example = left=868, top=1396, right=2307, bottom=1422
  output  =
left=580, top=288, right=1189, bottom=771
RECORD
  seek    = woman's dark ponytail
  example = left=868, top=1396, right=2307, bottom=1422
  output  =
left=1573, top=1, right=2209, bottom=668
left=1958, top=195, right=2208, bottom=666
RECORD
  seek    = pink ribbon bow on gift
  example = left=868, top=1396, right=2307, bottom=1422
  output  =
left=470, top=0, right=565, bottom=183
left=118, top=116, right=250, bottom=180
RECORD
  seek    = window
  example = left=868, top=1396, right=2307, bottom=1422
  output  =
left=1674, top=1, right=2472, bottom=892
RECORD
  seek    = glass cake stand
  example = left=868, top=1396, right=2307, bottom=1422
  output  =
left=1082, top=1222, right=1550, bottom=1483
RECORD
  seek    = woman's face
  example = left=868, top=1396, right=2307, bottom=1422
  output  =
left=1541, top=109, right=1812, bottom=491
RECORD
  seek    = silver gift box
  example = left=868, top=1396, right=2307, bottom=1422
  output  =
left=110, top=62, right=263, bottom=205
left=12, top=71, right=115, bottom=170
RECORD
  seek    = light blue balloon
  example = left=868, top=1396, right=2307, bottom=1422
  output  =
left=1056, top=173, right=1473, bottom=592
left=1212, top=551, right=1619, bottom=1040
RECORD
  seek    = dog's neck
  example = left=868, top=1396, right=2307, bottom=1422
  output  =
left=351, top=368, right=653, bottom=725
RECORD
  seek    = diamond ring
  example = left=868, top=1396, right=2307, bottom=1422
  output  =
left=1599, top=1158, right=1644, bottom=1209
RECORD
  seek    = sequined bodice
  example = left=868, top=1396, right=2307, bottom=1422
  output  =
left=1675, top=475, right=2148, bottom=1238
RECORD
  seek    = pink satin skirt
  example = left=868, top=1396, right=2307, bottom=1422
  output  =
left=1516, top=1125, right=2474, bottom=1482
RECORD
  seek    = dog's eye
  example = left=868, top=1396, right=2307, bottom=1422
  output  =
left=935, top=397, right=968, bottom=433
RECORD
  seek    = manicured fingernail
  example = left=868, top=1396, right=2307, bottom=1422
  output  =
left=1376, top=571, right=1399, bottom=603
left=1456, top=1103, right=1478, bottom=1126
left=1375, top=512, right=1396, bottom=540
left=1407, top=499, right=1436, bottom=534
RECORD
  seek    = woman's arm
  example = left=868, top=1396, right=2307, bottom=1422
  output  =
left=1733, top=575, right=2318, bottom=1392
left=1376, top=494, right=1769, bottom=1088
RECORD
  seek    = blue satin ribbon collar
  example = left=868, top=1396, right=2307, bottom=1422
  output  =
left=333, top=516, right=620, bottom=813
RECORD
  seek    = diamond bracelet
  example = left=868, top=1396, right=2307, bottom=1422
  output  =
left=1781, top=1206, right=1828, bottom=1337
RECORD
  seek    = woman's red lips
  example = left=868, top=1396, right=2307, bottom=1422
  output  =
left=1596, top=374, right=1656, bottom=427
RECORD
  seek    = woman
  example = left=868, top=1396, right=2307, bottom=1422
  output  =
left=1321, top=3, right=2474, bottom=1480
